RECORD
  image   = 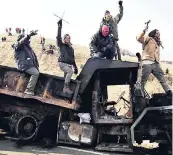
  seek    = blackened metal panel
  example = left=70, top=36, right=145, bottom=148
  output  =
left=77, top=58, right=139, bottom=94
left=0, top=65, right=80, bottom=110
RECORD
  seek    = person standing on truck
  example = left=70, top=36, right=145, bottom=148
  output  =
left=136, top=25, right=172, bottom=97
left=100, top=0, right=123, bottom=60
left=56, top=19, right=78, bottom=95
left=12, top=30, right=39, bottom=95
left=90, top=25, right=115, bottom=60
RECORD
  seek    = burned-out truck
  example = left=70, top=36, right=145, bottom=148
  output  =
left=0, top=54, right=172, bottom=154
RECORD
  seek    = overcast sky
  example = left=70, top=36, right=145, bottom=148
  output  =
left=0, top=0, right=172, bottom=61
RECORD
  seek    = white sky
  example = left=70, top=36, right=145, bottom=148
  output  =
left=0, top=0, right=172, bottom=61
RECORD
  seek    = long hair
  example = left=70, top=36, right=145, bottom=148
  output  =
left=148, top=29, right=163, bottom=48
left=148, top=29, right=158, bottom=38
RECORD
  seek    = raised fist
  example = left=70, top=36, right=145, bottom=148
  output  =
left=118, top=0, right=123, bottom=6
left=29, top=30, right=38, bottom=37
left=57, top=19, right=62, bottom=27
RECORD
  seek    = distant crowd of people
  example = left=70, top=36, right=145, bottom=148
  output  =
left=3, top=27, right=56, bottom=55
left=15, top=28, right=25, bottom=34
left=5, top=27, right=25, bottom=36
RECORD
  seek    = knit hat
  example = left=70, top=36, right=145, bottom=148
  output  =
left=105, top=10, right=110, bottom=15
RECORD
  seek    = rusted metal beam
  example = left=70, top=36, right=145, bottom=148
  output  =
left=0, top=89, right=79, bottom=110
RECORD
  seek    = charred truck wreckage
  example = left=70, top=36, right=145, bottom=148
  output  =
left=0, top=53, right=172, bottom=154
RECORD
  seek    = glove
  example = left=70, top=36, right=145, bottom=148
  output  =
left=93, top=52, right=102, bottom=58
left=29, top=30, right=38, bottom=37
left=118, top=0, right=123, bottom=6
left=57, top=19, right=62, bottom=27
left=143, top=25, right=149, bottom=33
left=101, top=47, right=107, bottom=52
left=74, top=67, right=78, bottom=75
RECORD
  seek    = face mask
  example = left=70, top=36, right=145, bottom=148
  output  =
left=102, top=26, right=109, bottom=37
left=105, top=16, right=111, bottom=21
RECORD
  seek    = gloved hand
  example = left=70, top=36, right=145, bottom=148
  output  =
left=93, top=52, right=102, bottom=58
left=57, top=19, right=62, bottom=27
left=101, top=47, right=107, bottom=52
left=74, top=67, right=78, bottom=75
left=29, top=30, right=38, bottom=37
left=143, top=25, right=149, bottom=33
left=118, top=0, right=123, bottom=6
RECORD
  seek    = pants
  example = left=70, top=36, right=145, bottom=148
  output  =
left=113, top=40, right=121, bottom=60
left=100, top=48, right=115, bottom=60
left=42, top=43, right=45, bottom=50
left=25, top=67, right=39, bottom=92
left=59, top=62, right=73, bottom=83
left=141, top=63, right=170, bottom=92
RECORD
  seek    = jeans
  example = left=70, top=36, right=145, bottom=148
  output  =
left=59, top=62, right=73, bottom=84
left=141, top=63, right=170, bottom=92
left=25, top=67, right=39, bottom=92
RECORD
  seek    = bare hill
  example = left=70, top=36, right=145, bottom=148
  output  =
left=0, top=34, right=172, bottom=97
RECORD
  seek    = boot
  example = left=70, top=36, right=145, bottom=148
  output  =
left=63, top=83, right=73, bottom=95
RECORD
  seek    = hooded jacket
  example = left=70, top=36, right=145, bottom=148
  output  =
left=12, top=35, right=39, bottom=71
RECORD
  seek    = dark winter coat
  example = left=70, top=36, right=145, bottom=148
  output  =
left=56, top=26, right=77, bottom=68
left=89, top=31, right=114, bottom=55
left=12, top=35, right=39, bottom=71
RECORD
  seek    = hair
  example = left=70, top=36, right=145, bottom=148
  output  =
left=63, top=34, right=70, bottom=41
left=148, top=29, right=158, bottom=38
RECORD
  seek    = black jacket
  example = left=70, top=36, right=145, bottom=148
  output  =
left=56, top=26, right=77, bottom=68
left=89, top=31, right=114, bottom=55
left=12, top=35, right=39, bottom=71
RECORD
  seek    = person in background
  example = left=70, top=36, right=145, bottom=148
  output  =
left=22, top=28, right=25, bottom=35
left=56, top=19, right=78, bottom=94
left=6, top=28, right=8, bottom=33
left=42, top=37, right=45, bottom=51
left=8, top=28, right=12, bottom=36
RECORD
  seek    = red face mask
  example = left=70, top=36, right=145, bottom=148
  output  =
left=102, top=25, right=109, bottom=37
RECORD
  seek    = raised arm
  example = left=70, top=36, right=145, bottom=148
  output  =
left=136, top=26, right=150, bottom=44
left=14, top=30, right=37, bottom=50
left=15, top=35, right=30, bottom=49
left=56, top=19, right=63, bottom=47
left=113, top=1, right=123, bottom=24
